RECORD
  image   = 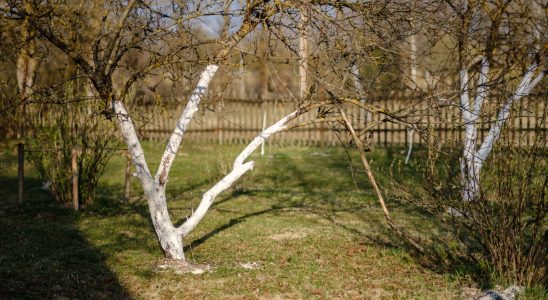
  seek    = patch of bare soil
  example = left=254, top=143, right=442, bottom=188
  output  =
left=154, top=259, right=212, bottom=275
left=239, top=261, right=261, bottom=270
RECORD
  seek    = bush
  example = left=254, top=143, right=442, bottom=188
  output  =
left=389, top=133, right=547, bottom=287
left=471, top=140, right=546, bottom=286
left=26, top=80, right=117, bottom=206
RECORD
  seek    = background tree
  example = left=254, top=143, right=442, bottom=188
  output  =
left=387, top=0, right=547, bottom=286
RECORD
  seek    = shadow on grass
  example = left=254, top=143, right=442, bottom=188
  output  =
left=184, top=206, right=281, bottom=252
left=0, top=176, right=131, bottom=299
left=88, top=145, right=486, bottom=289
left=184, top=147, right=489, bottom=287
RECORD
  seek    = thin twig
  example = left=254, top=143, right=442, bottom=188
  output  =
left=338, top=107, right=425, bottom=253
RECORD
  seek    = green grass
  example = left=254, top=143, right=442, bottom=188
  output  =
left=1, top=143, right=483, bottom=299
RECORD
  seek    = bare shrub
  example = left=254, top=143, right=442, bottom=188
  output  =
left=27, top=80, right=116, bottom=206
left=390, top=128, right=547, bottom=286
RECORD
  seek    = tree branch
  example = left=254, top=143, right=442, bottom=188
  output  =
left=477, top=63, right=544, bottom=162
left=156, top=64, right=219, bottom=185
left=102, top=0, right=137, bottom=76
left=113, top=101, right=153, bottom=187
left=339, top=107, right=425, bottom=253
left=178, top=109, right=305, bottom=237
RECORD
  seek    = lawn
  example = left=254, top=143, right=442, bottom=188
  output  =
left=1, top=142, right=481, bottom=299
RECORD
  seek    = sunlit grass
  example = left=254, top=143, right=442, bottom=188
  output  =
left=0, top=143, right=499, bottom=298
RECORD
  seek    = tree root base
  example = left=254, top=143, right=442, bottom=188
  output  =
left=154, top=258, right=212, bottom=275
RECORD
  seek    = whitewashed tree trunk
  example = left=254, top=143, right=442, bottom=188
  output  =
left=409, top=34, right=418, bottom=88
left=405, top=129, right=414, bottom=165
left=114, top=64, right=306, bottom=259
left=459, top=59, right=544, bottom=202
left=113, top=65, right=219, bottom=259
left=114, top=100, right=185, bottom=259
left=350, top=63, right=371, bottom=125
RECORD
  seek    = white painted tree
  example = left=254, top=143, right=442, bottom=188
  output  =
left=114, top=64, right=314, bottom=259
left=5, top=0, right=434, bottom=263
left=404, top=28, right=417, bottom=164
left=4, top=0, right=341, bottom=262
left=454, top=0, right=546, bottom=203
left=459, top=58, right=545, bottom=202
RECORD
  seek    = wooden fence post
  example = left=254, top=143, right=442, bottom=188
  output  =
left=218, top=100, right=224, bottom=145
left=71, top=148, right=79, bottom=211
left=17, top=143, right=24, bottom=204
left=320, top=122, right=325, bottom=147
left=261, top=110, right=267, bottom=155
left=124, top=150, right=132, bottom=202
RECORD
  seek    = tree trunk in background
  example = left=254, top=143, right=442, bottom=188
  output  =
left=409, top=34, right=418, bottom=88
left=299, top=6, right=309, bottom=98
left=238, top=53, right=246, bottom=98
left=260, top=60, right=270, bottom=99
left=16, top=14, right=37, bottom=141
left=459, top=60, right=544, bottom=202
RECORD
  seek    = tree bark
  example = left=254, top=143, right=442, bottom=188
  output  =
left=114, top=100, right=185, bottom=259
left=459, top=60, right=544, bottom=202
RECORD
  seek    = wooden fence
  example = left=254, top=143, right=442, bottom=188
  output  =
left=134, top=95, right=547, bottom=147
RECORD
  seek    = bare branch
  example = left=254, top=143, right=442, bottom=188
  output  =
left=339, top=108, right=425, bottom=253
left=101, top=0, right=137, bottom=75
left=156, top=64, right=219, bottom=185
left=178, top=109, right=305, bottom=237
left=477, top=63, right=544, bottom=162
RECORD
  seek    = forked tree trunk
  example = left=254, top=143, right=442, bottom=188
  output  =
left=459, top=59, right=544, bottom=202
left=17, top=0, right=290, bottom=261
left=115, top=101, right=185, bottom=258
left=109, top=3, right=288, bottom=260
left=114, top=64, right=308, bottom=260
